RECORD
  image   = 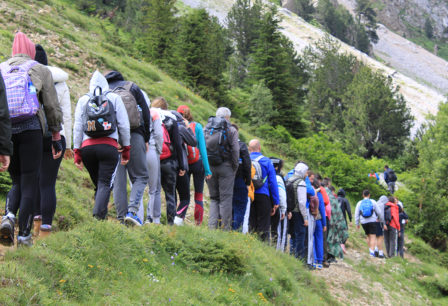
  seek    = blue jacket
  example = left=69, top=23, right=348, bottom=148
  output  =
left=317, top=191, right=327, bottom=227
left=305, top=176, right=315, bottom=208
left=250, top=152, right=279, bottom=205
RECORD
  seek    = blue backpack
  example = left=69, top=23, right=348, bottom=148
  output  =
left=360, top=199, right=374, bottom=218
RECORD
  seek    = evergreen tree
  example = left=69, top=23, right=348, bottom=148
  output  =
left=292, top=0, right=315, bottom=22
left=355, top=0, right=379, bottom=44
left=138, top=0, right=177, bottom=69
left=248, top=6, right=307, bottom=138
left=174, top=9, right=230, bottom=105
left=249, top=82, right=276, bottom=125
left=425, top=18, right=434, bottom=39
left=342, top=66, right=413, bottom=158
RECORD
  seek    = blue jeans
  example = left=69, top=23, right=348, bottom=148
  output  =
left=313, top=219, right=324, bottom=264
left=232, top=176, right=248, bottom=230
left=290, top=211, right=307, bottom=260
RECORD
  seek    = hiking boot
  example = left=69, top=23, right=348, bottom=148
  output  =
left=374, top=250, right=379, bottom=257
left=33, top=215, right=42, bottom=237
left=39, top=224, right=52, bottom=238
left=173, top=216, right=184, bottom=226
left=17, top=234, right=33, bottom=247
left=323, top=261, right=330, bottom=268
left=307, top=264, right=316, bottom=270
left=378, top=254, right=385, bottom=259
left=0, top=215, right=15, bottom=246
left=124, top=212, right=142, bottom=226
left=315, top=263, right=323, bottom=270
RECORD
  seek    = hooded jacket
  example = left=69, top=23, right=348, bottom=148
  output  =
left=104, top=71, right=150, bottom=143
left=250, top=152, right=279, bottom=205
left=376, top=195, right=388, bottom=223
left=0, top=75, right=12, bottom=155
left=288, top=162, right=309, bottom=220
left=73, top=71, right=130, bottom=149
left=3, top=54, right=62, bottom=134
left=337, top=188, right=352, bottom=223
left=47, top=66, right=72, bottom=147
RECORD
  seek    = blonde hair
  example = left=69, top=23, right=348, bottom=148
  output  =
left=152, top=97, right=168, bottom=110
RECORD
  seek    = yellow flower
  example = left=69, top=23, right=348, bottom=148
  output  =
left=118, top=272, right=123, bottom=275
left=59, top=279, right=66, bottom=283
left=57, top=290, right=62, bottom=296
left=228, top=288, right=235, bottom=293
left=143, top=258, right=148, bottom=262
left=88, top=264, right=94, bottom=268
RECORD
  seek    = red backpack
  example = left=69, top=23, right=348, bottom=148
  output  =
left=160, top=123, right=172, bottom=160
left=187, top=122, right=200, bottom=164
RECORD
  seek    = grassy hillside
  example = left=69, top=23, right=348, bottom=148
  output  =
left=0, top=0, right=448, bottom=305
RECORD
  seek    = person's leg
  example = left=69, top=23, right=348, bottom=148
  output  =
left=389, top=227, right=397, bottom=257
left=397, top=231, right=404, bottom=258
left=160, top=159, right=178, bottom=225
left=217, top=163, right=235, bottom=231
left=191, top=161, right=205, bottom=225
left=40, top=136, right=66, bottom=226
left=270, top=208, right=280, bottom=246
left=15, top=130, right=43, bottom=237
left=384, top=226, right=391, bottom=257
left=242, top=196, right=251, bottom=234
left=126, top=133, right=149, bottom=215
left=297, top=212, right=307, bottom=260
left=175, top=170, right=191, bottom=219
left=112, top=162, right=127, bottom=220
left=323, top=217, right=330, bottom=262
left=206, top=166, right=219, bottom=229
left=307, top=214, right=316, bottom=265
left=314, top=220, right=324, bottom=264
left=249, top=194, right=258, bottom=234
left=232, top=177, right=248, bottom=230
left=145, top=147, right=161, bottom=223
left=5, top=134, right=21, bottom=216
left=289, top=212, right=298, bottom=257
left=91, top=145, right=119, bottom=220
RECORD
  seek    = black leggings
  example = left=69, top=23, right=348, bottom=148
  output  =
left=35, top=136, right=66, bottom=225
left=6, top=130, right=43, bottom=236
left=176, top=160, right=205, bottom=221
left=81, top=144, right=119, bottom=220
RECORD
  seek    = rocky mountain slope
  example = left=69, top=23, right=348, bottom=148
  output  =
left=182, top=0, right=445, bottom=134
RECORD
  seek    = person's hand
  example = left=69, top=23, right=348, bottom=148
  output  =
left=271, top=205, right=278, bottom=216
left=179, top=169, right=186, bottom=176
left=51, top=132, right=63, bottom=159
left=74, top=149, right=83, bottom=170
left=398, top=232, right=401, bottom=237
left=287, top=212, right=292, bottom=220
left=206, top=174, right=212, bottom=180
left=280, top=213, right=285, bottom=220
left=384, top=225, right=388, bottom=231
left=117, top=144, right=123, bottom=153
left=304, top=219, right=308, bottom=227
left=64, top=149, right=74, bottom=160
left=183, top=118, right=189, bottom=127
left=0, top=155, right=10, bottom=172
left=356, top=225, right=360, bottom=230
left=121, top=146, right=131, bottom=165
left=146, top=143, right=149, bottom=152
left=323, top=226, right=327, bottom=232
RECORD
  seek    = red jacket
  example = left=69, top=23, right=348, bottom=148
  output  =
left=385, top=202, right=400, bottom=231
left=320, top=187, right=331, bottom=220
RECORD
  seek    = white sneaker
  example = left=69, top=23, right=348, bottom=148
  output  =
left=173, top=216, right=184, bottom=226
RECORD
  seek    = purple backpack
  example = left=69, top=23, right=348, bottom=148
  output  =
left=0, top=60, right=40, bottom=123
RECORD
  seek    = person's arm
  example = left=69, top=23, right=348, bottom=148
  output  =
left=346, top=198, right=352, bottom=222
left=229, top=126, right=240, bottom=171
left=195, top=123, right=211, bottom=176
left=131, top=83, right=150, bottom=142
left=268, top=162, right=279, bottom=206
left=384, top=171, right=389, bottom=183
left=318, top=194, right=326, bottom=227
left=320, top=187, right=330, bottom=206
left=277, top=178, right=287, bottom=215
left=241, top=144, right=252, bottom=185
left=114, top=95, right=131, bottom=147
left=60, top=82, right=72, bottom=149
left=297, top=185, right=308, bottom=222
left=179, top=124, right=197, bottom=147
left=171, top=121, right=185, bottom=171
left=36, top=66, right=62, bottom=132
left=354, top=201, right=360, bottom=226
left=374, top=202, right=385, bottom=224
left=0, top=75, right=12, bottom=156
left=73, top=97, right=85, bottom=150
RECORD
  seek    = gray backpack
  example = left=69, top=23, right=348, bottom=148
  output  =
left=112, top=82, right=142, bottom=129
left=252, top=155, right=267, bottom=189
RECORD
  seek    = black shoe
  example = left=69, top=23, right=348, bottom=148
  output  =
left=323, top=261, right=330, bottom=268
left=0, top=215, right=15, bottom=246
left=307, top=264, right=316, bottom=270
left=374, top=250, right=379, bottom=257
left=328, top=257, right=338, bottom=264
left=378, top=254, right=385, bottom=259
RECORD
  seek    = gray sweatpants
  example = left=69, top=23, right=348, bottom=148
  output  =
left=307, top=213, right=316, bottom=265
left=207, top=162, right=236, bottom=231
left=113, top=133, right=149, bottom=219
left=384, top=225, right=398, bottom=257
left=139, top=145, right=161, bottom=223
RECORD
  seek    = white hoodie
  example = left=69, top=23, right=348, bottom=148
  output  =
left=48, top=66, right=72, bottom=147
left=73, top=71, right=130, bottom=149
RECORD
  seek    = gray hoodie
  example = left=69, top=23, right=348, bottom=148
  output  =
left=292, top=162, right=309, bottom=221
left=73, top=71, right=130, bottom=149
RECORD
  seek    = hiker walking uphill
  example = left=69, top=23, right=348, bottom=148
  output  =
left=270, top=157, right=287, bottom=250
left=231, top=124, right=251, bottom=231
left=248, top=139, right=279, bottom=242
left=397, top=203, right=409, bottom=258
left=375, top=195, right=388, bottom=258
left=0, top=73, right=12, bottom=173
left=309, top=177, right=327, bottom=270
left=151, top=97, right=186, bottom=225
left=73, top=70, right=130, bottom=220
left=384, top=165, right=397, bottom=194
left=104, top=70, right=150, bottom=226
left=0, top=32, right=63, bottom=247
left=384, top=196, right=401, bottom=258
left=205, top=107, right=239, bottom=231
left=355, top=190, right=386, bottom=257
left=287, top=162, right=311, bottom=261
left=174, top=105, right=211, bottom=226
left=33, top=44, right=72, bottom=237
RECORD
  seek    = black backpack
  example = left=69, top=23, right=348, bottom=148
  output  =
left=388, top=170, right=397, bottom=182
left=384, top=205, right=392, bottom=226
left=83, top=86, right=117, bottom=138
left=204, top=116, right=231, bottom=166
left=286, top=176, right=302, bottom=213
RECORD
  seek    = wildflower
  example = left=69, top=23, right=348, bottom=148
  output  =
left=171, top=256, right=174, bottom=260
left=118, top=272, right=123, bottom=275
left=172, top=262, right=175, bottom=265
left=228, top=288, right=235, bottom=293
left=88, top=264, right=94, bottom=268
left=174, top=253, right=178, bottom=256
left=59, top=279, right=66, bottom=283
left=269, top=278, right=273, bottom=281
left=143, top=258, right=148, bottom=262
left=57, top=290, right=62, bottom=296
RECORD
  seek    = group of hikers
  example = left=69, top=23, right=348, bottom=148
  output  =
left=0, top=32, right=409, bottom=269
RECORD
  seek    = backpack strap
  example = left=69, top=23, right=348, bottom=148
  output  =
left=19, top=60, right=38, bottom=72
left=254, top=155, right=264, bottom=162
